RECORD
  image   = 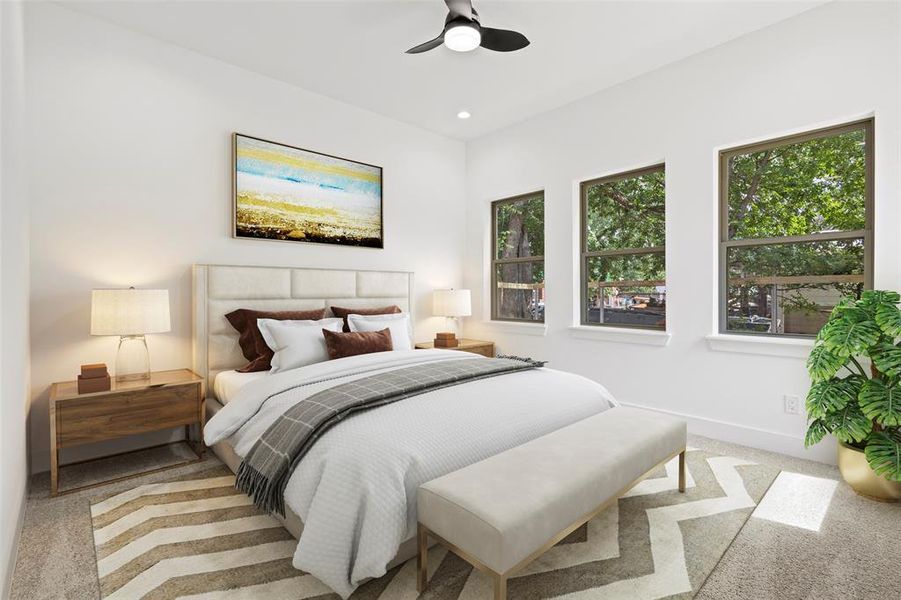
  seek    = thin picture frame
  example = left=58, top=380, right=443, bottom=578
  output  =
left=232, top=133, right=384, bottom=249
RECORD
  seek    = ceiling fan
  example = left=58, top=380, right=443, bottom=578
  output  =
left=406, top=0, right=530, bottom=54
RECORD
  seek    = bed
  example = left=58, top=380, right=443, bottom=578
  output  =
left=193, top=264, right=618, bottom=598
left=193, top=263, right=417, bottom=535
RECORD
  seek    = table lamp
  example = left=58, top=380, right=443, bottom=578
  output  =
left=91, top=287, right=171, bottom=382
left=432, top=288, right=471, bottom=347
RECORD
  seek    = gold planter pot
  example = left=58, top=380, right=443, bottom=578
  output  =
left=837, top=442, right=901, bottom=502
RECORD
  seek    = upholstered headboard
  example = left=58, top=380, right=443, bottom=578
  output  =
left=192, top=264, right=414, bottom=387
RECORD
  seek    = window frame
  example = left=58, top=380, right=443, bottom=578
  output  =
left=579, top=163, right=666, bottom=330
left=490, top=191, right=546, bottom=323
left=717, top=118, right=874, bottom=337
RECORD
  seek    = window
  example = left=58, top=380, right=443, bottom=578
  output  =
left=580, top=165, right=666, bottom=329
left=491, top=192, right=545, bottom=322
left=719, top=120, right=873, bottom=336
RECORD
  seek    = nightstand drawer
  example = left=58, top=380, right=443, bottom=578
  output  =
left=415, top=339, right=495, bottom=357
left=56, top=384, right=199, bottom=447
left=464, top=344, right=495, bottom=358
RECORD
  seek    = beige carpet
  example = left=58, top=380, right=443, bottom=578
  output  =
left=90, top=449, right=778, bottom=599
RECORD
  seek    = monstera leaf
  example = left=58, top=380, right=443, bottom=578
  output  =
left=858, top=379, right=901, bottom=427
left=823, top=402, right=872, bottom=444
left=860, top=290, right=901, bottom=307
left=871, top=343, right=901, bottom=378
left=821, top=318, right=882, bottom=358
left=804, top=419, right=829, bottom=448
left=806, top=343, right=847, bottom=382
left=806, top=377, right=862, bottom=419
left=864, top=431, right=901, bottom=482
left=833, top=305, right=871, bottom=324
left=875, top=303, right=901, bottom=338
left=828, top=297, right=857, bottom=320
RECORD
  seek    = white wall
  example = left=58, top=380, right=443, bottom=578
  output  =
left=1, top=0, right=30, bottom=593
left=463, top=1, right=901, bottom=463
left=25, top=3, right=467, bottom=473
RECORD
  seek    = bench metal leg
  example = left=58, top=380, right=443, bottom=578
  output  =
left=678, top=450, right=686, bottom=493
left=493, top=573, right=507, bottom=600
left=417, top=523, right=428, bottom=593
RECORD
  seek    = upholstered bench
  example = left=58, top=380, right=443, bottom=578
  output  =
left=416, top=406, right=687, bottom=600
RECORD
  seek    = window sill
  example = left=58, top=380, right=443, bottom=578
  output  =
left=704, top=333, right=813, bottom=359
left=568, top=325, right=671, bottom=346
left=481, top=321, right=548, bottom=336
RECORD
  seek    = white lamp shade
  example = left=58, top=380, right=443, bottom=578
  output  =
left=91, top=288, right=171, bottom=336
left=433, top=289, right=472, bottom=317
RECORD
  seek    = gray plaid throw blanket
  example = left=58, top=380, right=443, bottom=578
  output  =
left=236, top=357, right=545, bottom=515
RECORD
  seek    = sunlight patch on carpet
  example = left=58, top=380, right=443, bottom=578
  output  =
left=752, top=471, right=838, bottom=532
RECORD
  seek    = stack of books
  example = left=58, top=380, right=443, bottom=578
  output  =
left=433, top=332, right=459, bottom=348
left=77, top=363, right=111, bottom=394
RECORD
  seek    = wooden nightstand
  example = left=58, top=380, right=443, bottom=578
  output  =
left=49, top=368, right=205, bottom=496
left=415, top=339, right=495, bottom=358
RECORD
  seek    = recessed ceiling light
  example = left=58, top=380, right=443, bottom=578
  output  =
left=457, top=111, right=471, bottom=120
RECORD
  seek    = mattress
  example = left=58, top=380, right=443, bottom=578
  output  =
left=212, top=369, right=268, bottom=404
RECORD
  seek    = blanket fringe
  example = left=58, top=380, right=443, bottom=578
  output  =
left=496, top=354, right=547, bottom=367
left=236, top=460, right=286, bottom=517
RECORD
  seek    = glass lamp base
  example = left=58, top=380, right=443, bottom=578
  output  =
left=116, top=335, right=151, bottom=382
left=445, top=316, right=461, bottom=336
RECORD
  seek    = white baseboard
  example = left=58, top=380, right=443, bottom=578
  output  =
left=2, top=477, right=28, bottom=599
left=618, top=401, right=837, bottom=465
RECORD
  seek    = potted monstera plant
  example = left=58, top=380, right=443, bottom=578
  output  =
left=805, top=290, right=901, bottom=501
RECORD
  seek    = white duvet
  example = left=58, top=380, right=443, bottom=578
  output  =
left=204, top=349, right=617, bottom=598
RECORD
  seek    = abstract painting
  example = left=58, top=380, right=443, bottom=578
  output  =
left=233, top=134, right=383, bottom=248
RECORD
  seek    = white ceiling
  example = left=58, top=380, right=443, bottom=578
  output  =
left=64, top=1, right=821, bottom=140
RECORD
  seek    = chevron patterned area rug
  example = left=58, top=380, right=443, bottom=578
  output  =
left=91, top=450, right=779, bottom=599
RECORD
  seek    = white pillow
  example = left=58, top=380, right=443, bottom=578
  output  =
left=346, top=313, right=413, bottom=351
left=257, top=317, right=344, bottom=373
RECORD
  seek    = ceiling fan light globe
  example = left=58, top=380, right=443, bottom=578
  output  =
left=444, top=24, right=481, bottom=52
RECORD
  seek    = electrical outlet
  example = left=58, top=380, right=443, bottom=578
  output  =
left=784, top=394, right=800, bottom=415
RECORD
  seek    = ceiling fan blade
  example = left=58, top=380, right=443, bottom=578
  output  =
left=479, top=27, right=530, bottom=52
left=405, top=35, right=445, bottom=54
left=444, top=0, right=473, bottom=21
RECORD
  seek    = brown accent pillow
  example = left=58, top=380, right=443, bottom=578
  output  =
left=225, top=308, right=326, bottom=372
left=330, top=305, right=401, bottom=332
left=323, top=328, right=393, bottom=360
